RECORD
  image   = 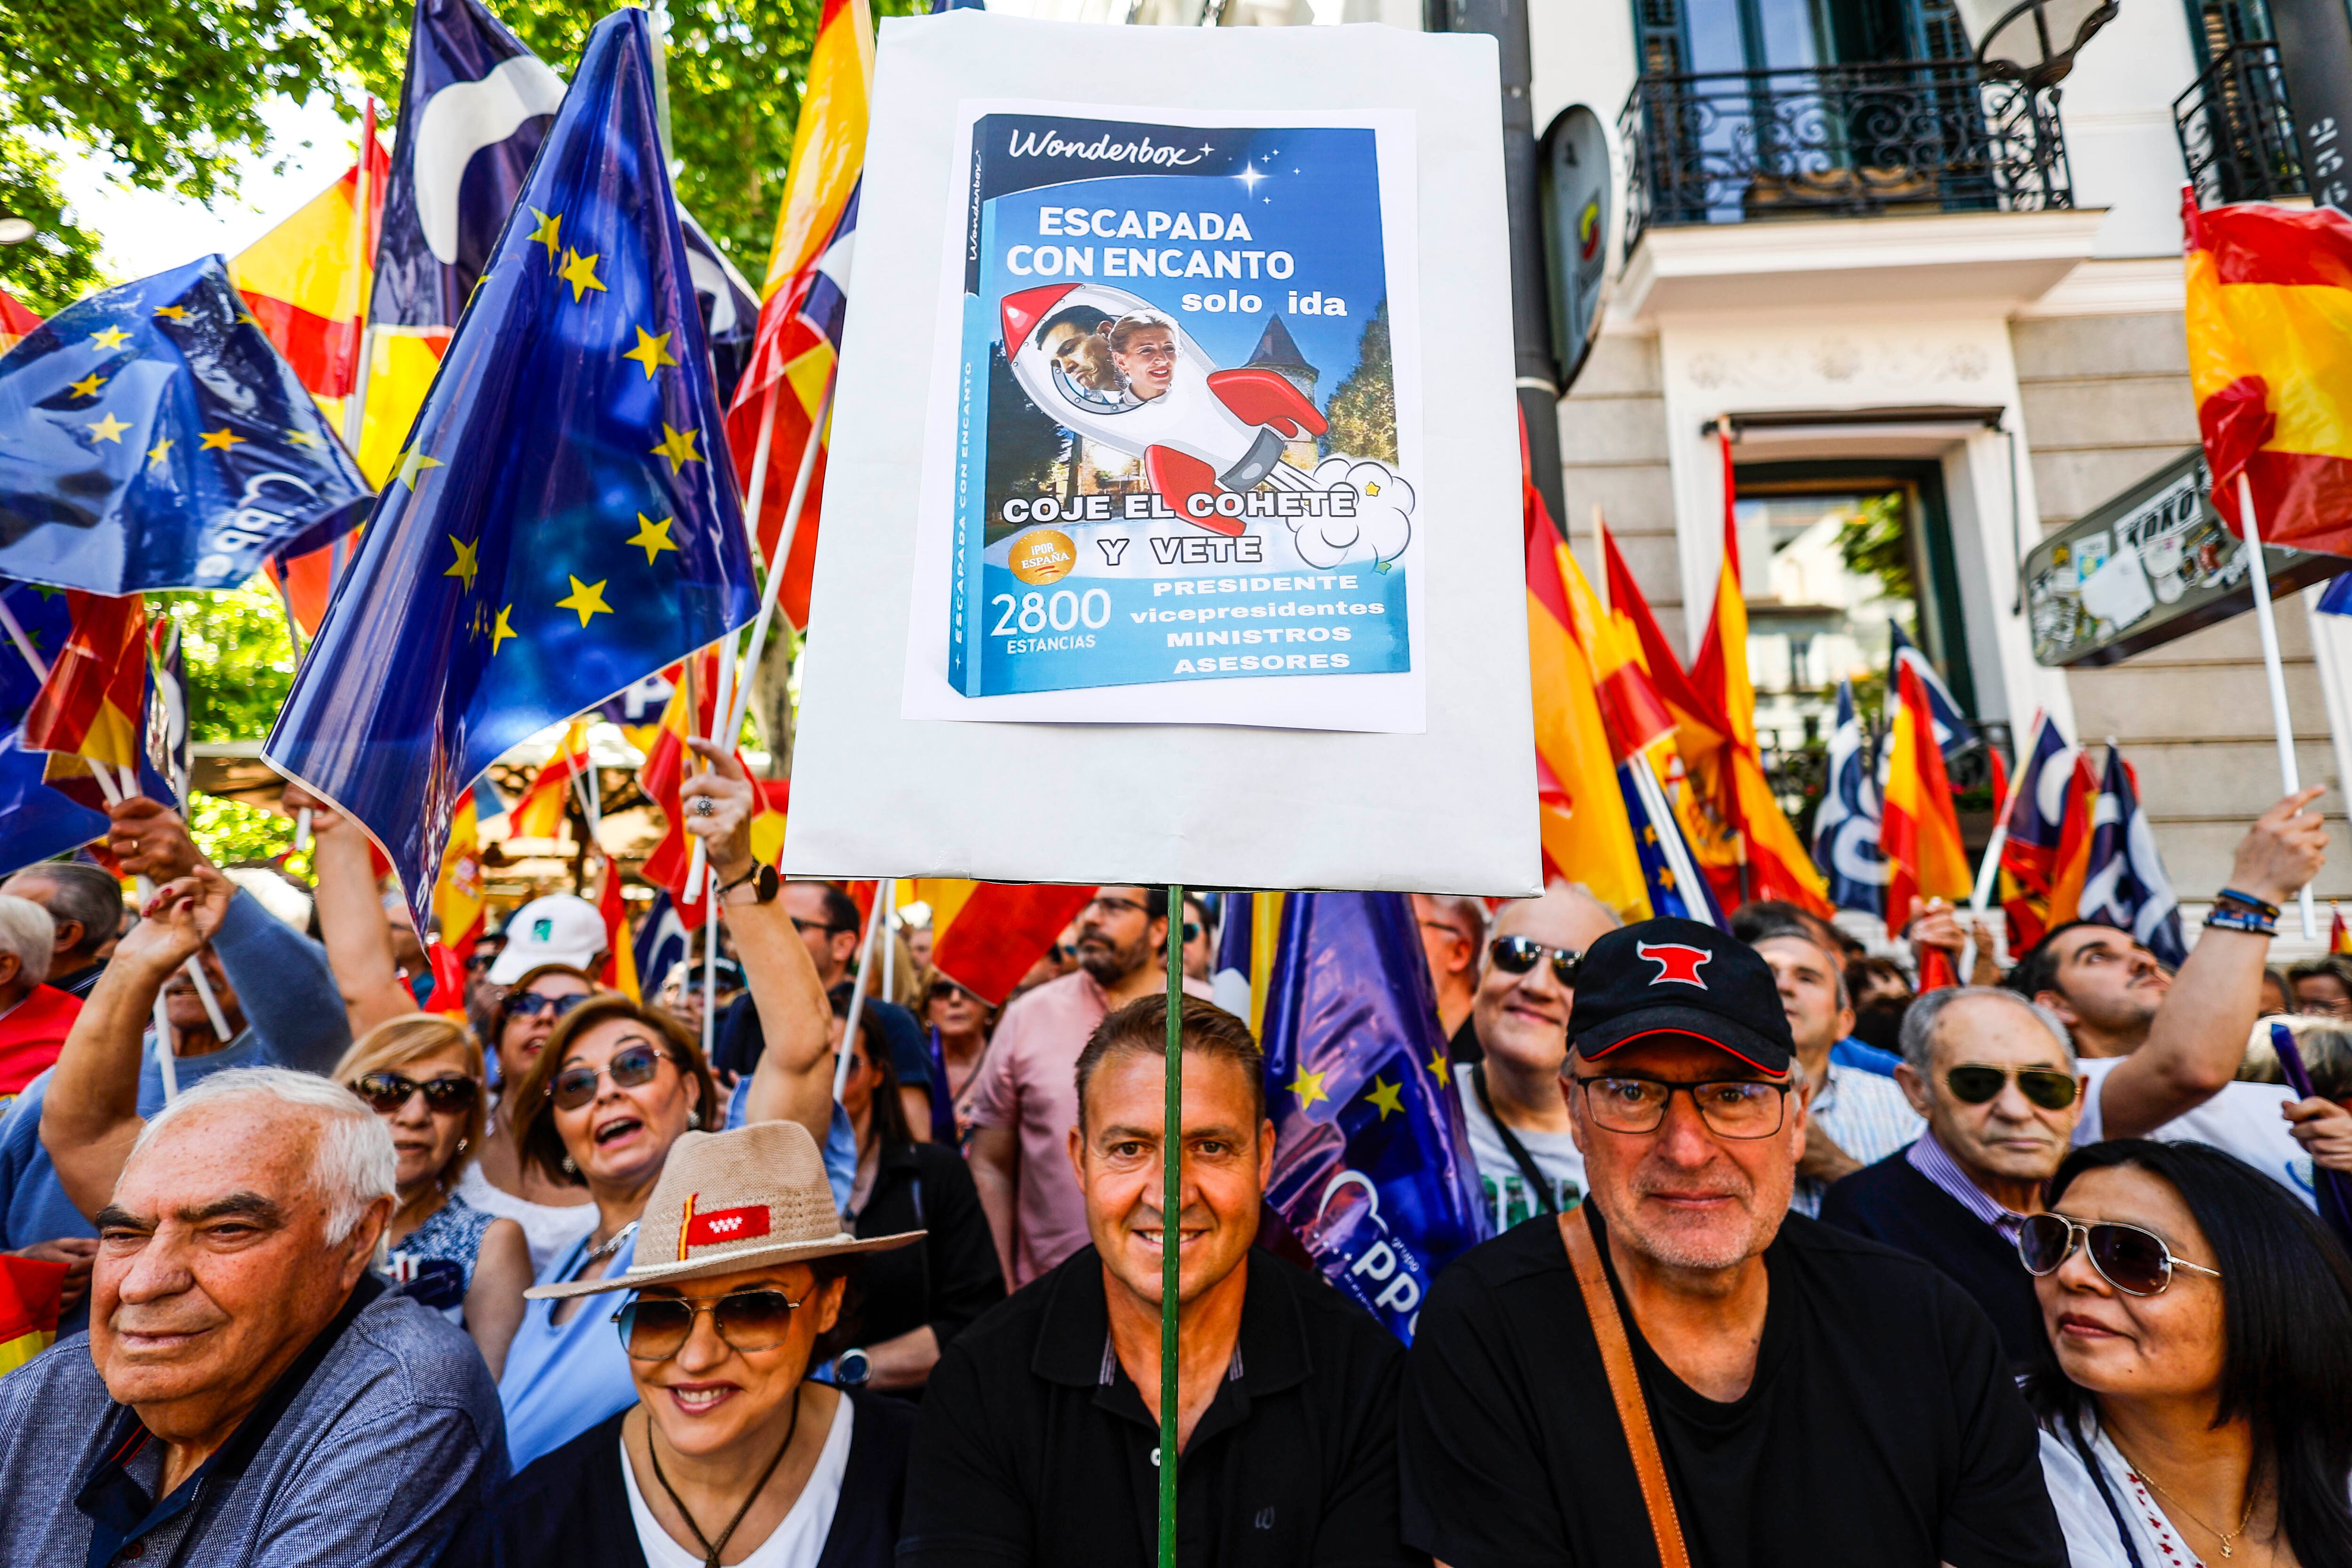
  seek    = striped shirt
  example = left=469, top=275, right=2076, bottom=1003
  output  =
left=1908, top=1128, right=2031, bottom=1244
left=1793, top=1064, right=1924, bottom=1216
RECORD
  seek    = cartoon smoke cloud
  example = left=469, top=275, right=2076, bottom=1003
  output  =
left=1287, top=457, right=1416, bottom=573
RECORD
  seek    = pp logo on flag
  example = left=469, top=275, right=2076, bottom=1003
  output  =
left=1635, top=941, right=1712, bottom=988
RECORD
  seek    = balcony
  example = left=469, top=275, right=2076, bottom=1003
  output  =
left=1620, top=61, right=2076, bottom=254
left=2173, top=41, right=2307, bottom=207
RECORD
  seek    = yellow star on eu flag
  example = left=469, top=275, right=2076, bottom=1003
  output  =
left=1290, top=1068, right=1330, bottom=1110
left=87, top=412, right=130, bottom=444
left=66, top=372, right=105, bottom=399
left=146, top=437, right=173, bottom=467
left=199, top=426, right=244, bottom=452
left=555, top=575, right=613, bottom=626
left=529, top=208, right=561, bottom=265
left=1365, top=1077, right=1405, bottom=1121
left=445, top=535, right=479, bottom=591
left=626, top=512, right=678, bottom=564
left=153, top=305, right=191, bottom=322
left=622, top=326, right=678, bottom=380
left=490, top=605, right=518, bottom=654
left=285, top=428, right=321, bottom=448
left=1425, top=1048, right=1451, bottom=1089
left=397, top=446, right=443, bottom=490
left=88, top=326, right=131, bottom=350
left=651, top=422, right=702, bottom=473
left=557, top=247, right=606, bottom=303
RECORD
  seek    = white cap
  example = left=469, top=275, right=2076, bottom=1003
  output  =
left=488, top=894, right=607, bottom=984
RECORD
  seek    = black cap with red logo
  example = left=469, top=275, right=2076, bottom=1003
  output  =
left=1566, top=916, right=1796, bottom=1076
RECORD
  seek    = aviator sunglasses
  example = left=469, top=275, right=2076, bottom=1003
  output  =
left=1489, top=935, right=1582, bottom=987
left=1944, top=1063, right=2081, bottom=1111
left=351, top=1072, right=480, bottom=1114
left=614, top=1288, right=806, bottom=1360
left=2017, top=1213, right=2223, bottom=1297
left=548, top=1042, right=674, bottom=1110
left=507, top=990, right=591, bottom=1022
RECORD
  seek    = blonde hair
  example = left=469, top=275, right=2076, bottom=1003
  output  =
left=331, top=1015, right=486, bottom=1186
left=1104, top=311, right=1175, bottom=353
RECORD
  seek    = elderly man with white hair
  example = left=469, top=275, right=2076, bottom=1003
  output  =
left=0, top=1066, right=506, bottom=1566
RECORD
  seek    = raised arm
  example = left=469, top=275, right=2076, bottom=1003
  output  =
left=40, top=867, right=233, bottom=1220
left=284, top=781, right=418, bottom=1036
left=677, top=740, right=834, bottom=1151
left=2099, top=787, right=2326, bottom=1140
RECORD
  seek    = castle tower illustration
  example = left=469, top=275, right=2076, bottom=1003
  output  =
left=1246, top=314, right=1321, bottom=470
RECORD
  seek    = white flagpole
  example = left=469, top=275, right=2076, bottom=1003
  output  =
left=683, top=382, right=778, bottom=908
left=835, top=889, right=886, bottom=1101
left=719, top=374, right=834, bottom=752
left=1961, top=710, right=2039, bottom=980
left=2237, top=471, right=2317, bottom=939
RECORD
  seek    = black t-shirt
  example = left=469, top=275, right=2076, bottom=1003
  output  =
left=1399, top=1210, right=2066, bottom=1568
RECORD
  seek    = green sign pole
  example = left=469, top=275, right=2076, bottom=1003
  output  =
left=1159, top=882, right=1184, bottom=1568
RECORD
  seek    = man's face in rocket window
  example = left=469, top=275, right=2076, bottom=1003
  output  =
left=1114, top=328, right=1177, bottom=401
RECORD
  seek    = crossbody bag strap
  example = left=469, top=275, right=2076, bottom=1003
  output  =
left=1559, top=1207, right=1692, bottom=1568
left=1474, top=1063, right=1560, bottom=1216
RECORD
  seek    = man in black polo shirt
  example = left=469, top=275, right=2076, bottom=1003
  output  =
left=899, top=993, right=1409, bottom=1567
left=1400, top=917, right=2066, bottom=1568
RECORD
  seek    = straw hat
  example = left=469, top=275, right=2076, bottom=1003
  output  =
left=524, top=1121, right=922, bottom=1299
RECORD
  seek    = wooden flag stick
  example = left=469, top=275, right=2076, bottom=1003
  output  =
left=2237, top=471, right=2318, bottom=939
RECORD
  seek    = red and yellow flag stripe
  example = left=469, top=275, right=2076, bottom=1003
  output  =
left=1882, top=661, right=1972, bottom=932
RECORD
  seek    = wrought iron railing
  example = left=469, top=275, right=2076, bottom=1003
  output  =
left=1620, top=61, right=2074, bottom=250
left=2174, top=41, right=2306, bottom=206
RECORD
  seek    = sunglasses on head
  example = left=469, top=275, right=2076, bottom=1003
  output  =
left=508, top=990, right=590, bottom=1022
left=1945, top=1063, right=2081, bottom=1111
left=614, top=1288, right=804, bottom=1360
left=351, top=1072, right=480, bottom=1114
left=1490, top=935, right=1582, bottom=986
left=2017, top=1212, right=2222, bottom=1297
left=548, top=1042, right=673, bottom=1110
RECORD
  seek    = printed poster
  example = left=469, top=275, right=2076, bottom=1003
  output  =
left=901, top=102, right=1425, bottom=732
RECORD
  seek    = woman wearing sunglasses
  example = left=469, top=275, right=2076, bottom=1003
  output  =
left=495, top=994, right=722, bottom=1470
left=915, top=970, right=996, bottom=1146
left=456, top=963, right=601, bottom=1273
left=461, top=1120, right=922, bottom=1568
left=2026, top=1140, right=2352, bottom=1568
left=334, top=1015, right=533, bottom=1375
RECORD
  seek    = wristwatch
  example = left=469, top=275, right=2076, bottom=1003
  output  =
left=721, top=863, right=779, bottom=907
left=833, top=1346, right=871, bottom=1386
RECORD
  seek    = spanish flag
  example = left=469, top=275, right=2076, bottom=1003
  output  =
left=724, top=0, right=874, bottom=631
left=1882, top=659, right=1973, bottom=936
left=2331, top=903, right=2352, bottom=955
left=0, top=1255, right=64, bottom=1377
left=637, top=654, right=787, bottom=925
left=229, top=107, right=387, bottom=409
left=925, top=881, right=1101, bottom=1006
left=0, top=286, right=40, bottom=359
left=21, top=592, right=148, bottom=779
left=2043, top=751, right=2104, bottom=929
left=433, top=784, right=487, bottom=965
left=2185, top=190, right=2352, bottom=554
left=508, top=720, right=593, bottom=841
left=597, top=855, right=641, bottom=1002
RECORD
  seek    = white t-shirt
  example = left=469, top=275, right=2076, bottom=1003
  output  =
left=2038, top=1417, right=2212, bottom=1568
left=1459, top=1064, right=1586, bottom=1233
left=2076, top=1057, right=2317, bottom=1210
left=453, top=1162, right=597, bottom=1276
left=621, top=1391, right=854, bottom=1568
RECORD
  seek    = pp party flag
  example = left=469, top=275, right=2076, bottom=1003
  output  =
left=1881, top=657, right=1972, bottom=937
left=230, top=114, right=389, bottom=404
left=508, top=718, right=593, bottom=839
left=0, top=287, right=41, bottom=358
left=2184, top=192, right=2352, bottom=556
left=265, top=8, right=759, bottom=932
left=0, top=258, right=373, bottom=593
left=1997, top=712, right=2076, bottom=952
left=1889, top=621, right=1976, bottom=758
left=361, top=0, right=565, bottom=486
left=2077, top=744, right=2188, bottom=967
left=1256, top=891, right=1488, bottom=1342
left=1811, top=680, right=1886, bottom=915
left=1523, top=459, right=1649, bottom=917
left=633, top=889, right=691, bottom=997
left=679, top=211, right=763, bottom=410
left=927, top=883, right=1099, bottom=1007
left=0, top=1254, right=65, bottom=1377
left=725, top=0, right=873, bottom=633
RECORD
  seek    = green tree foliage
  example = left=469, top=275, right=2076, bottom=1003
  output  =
left=0, top=130, right=108, bottom=315
left=156, top=587, right=296, bottom=744
left=1836, top=491, right=1914, bottom=603
left=189, top=794, right=299, bottom=868
left=1321, top=299, right=1396, bottom=465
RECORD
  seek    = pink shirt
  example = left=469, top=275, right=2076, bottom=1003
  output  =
left=963, top=969, right=1212, bottom=1287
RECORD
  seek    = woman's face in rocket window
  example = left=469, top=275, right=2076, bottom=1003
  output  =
left=1113, top=329, right=1177, bottom=400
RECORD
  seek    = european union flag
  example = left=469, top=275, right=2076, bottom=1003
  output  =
left=265, top=6, right=756, bottom=925
left=1619, top=761, right=1729, bottom=926
left=0, top=258, right=371, bottom=592
left=1250, top=891, right=1487, bottom=1343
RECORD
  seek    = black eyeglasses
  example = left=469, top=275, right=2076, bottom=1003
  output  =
left=1084, top=894, right=1148, bottom=918
left=1490, top=935, right=1581, bottom=987
left=2017, top=1213, right=2222, bottom=1297
left=548, top=1042, right=673, bottom=1110
left=351, top=1072, right=480, bottom=1114
left=508, top=991, right=590, bottom=1022
left=614, top=1288, right=805, bottom=1360
left=1946, top=1063, right=2081, bottom=1111
left=792, top=917, right=853, bottom=938
left=1573, top=1075, right=1791, bottom=1138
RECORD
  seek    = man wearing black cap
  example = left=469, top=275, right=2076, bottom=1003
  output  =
left=1399, top=918, right=2065, bottom=1568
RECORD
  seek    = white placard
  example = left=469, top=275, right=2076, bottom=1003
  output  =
left=782, top=12, right=1537, bottom=895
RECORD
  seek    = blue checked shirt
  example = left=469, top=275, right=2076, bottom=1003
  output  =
left=1794, top=1062, right=1925, bottom=1216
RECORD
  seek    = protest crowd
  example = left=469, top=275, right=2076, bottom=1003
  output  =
left=14, top=0, right=2352, bottom=1566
